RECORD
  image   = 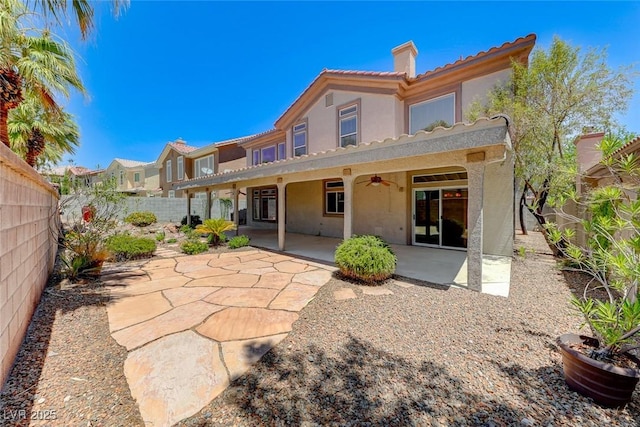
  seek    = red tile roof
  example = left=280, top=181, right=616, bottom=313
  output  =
left=169, top=142, right=198, bottom=154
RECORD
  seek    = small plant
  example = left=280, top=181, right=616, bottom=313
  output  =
left=334, top=235, right=397, bottom=285
left=61, top=229, right=110, bottom=280
left=181, top=240, right=209, bottom=255
left=195, top=218, right=237, bottom=247
left=106, top=233, right=157, bottom=262
left=517, top=246, right=527, bottom=258
left=228, top=235, right=250, bottom=249
left=166, top=238, right=177, bottom=244
left=155, top=231, right=165, bottom=242
left=124, top=211, right=157, bottom=227
left=181, top=215, right=202, bottom=228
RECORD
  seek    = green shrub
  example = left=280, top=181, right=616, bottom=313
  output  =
left=124, top=211, right=157, bottom=227
left=181, top=215, right=202, bottom=228
left=196, top=218, right=237, bottom=247
left=155, top=231, right=165, bottom=242
left=181, top=240, right=209, bottom=255
left=334, top=235, right=396, bottom=284
left=106, top=233, right=157, bottom=261
left=228, top=235, right=250, bottom=249
left=166, top=238, right=177, bottom=244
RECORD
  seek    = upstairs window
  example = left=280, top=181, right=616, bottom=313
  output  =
left=177, top=156, right=184, bottom=180
left=293, top=122, right=307, bottom=156
left=166, top=160, right=172, bottom=182
left=119, top=170, right=124, bottom=185
left=252, top=149, right=260, bottom=166
left=278, top=142, right=286, bottom=160
left=338, top=104, right=358, bottom=147
left=195, top=155, right=214, bottom=178
left=261, top=146, right=276, bottom=164
left=168, top=190, right=175, bottom=198
left=134, top=172, right=140, bottom=183
left=409, top=93, right=455, bottom=134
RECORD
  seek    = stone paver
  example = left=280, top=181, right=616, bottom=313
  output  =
left=359, top=286, right=394, bottom=296
left=204, top=287, right=279, bottom=308
left=197, top=307, right=299, bottom=341
left=105, top=248, right=334, bottom=427
left=269, top=283, right=319, bottom=311
left=107, top=292, right=172, bottom=332
left=221, top=334, right=288, bottom=380
left=334, top=287, right=357, bottom=300
left=112, top=301, right=224, bottom=350
left=124, top=331, right=228, bottom=427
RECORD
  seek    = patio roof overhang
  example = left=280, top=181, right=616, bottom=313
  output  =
left=175, top=116, right=511, bottom=192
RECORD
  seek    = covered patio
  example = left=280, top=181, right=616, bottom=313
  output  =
left=230, top=226, right=512, bottom=297
left=177, top=117, right=514, bottom=294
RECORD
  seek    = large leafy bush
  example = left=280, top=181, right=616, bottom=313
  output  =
left=334, top=235, right=397, bottom=285
left=106, top=233, right=157, bottom=262
left=196, top=218, right=237, bottom=246
left=124, top=211, right=157, bottom=227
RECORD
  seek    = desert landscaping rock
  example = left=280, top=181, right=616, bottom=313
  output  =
left=293, top=269, right=334, bottom=287
left=269, top=283, right=320, bottom=311
left=359, top=286, right=394, bottom=296
left=124, top=331, right=229, bottom=427
left=107, top=291, right=172, bottom=332
left=334, top=287, right=357, bottom=300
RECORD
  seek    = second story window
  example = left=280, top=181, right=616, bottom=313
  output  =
left=177, top=156, right=184, bottom=180
left=168, top=190, right=175, bottom=198
left=134, top=172, right=140, bottom=183
left=166, top=160, right=172, bottom=182
left=338, top=104, right=358, bottom=147
left=252, top=149, right=260, bottom=166
left=278, top=142, right=286, bottom=160
left=261, top=146, right=276, bottom=164
left=195, top=155, right=214, bottom=178
left=293, top=122, right=307, bottom=156
left=409, top=93, right=455, bottom=134
left=119, top=170, right=124, bottom=185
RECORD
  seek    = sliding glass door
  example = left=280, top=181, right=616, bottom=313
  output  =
left=413, top=188, right=467, bottom=249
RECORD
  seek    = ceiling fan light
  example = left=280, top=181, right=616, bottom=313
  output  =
left=371, top=181, right=380, bottom=186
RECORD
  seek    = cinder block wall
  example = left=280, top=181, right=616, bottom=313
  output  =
left=0, top=144, right=60, bottom=387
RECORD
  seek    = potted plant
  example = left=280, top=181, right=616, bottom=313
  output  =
left=548, top=148, right=640, bottom=407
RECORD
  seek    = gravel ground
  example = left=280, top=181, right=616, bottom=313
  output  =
left=1, top=232, right=639, bottom=426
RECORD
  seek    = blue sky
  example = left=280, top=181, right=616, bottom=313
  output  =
left=59, top=1, right=640, bottom=169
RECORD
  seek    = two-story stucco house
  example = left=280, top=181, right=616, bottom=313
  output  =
left=103, top=158, right=160, bottom=196
left=176, top=35, right=537, bottom=292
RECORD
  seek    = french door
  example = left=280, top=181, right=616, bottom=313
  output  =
left=412, top=188, right=468, bottom=249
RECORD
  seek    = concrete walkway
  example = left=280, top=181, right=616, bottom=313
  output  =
left=102, top=248, right=335, bottom=427
left=236, top=227, right=512, bottom=297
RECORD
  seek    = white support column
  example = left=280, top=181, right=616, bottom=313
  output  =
left=205, top=190, right=212, bottom=220
left=342, top=175, right=355, bottom=240
left=186, top=191, right=191, bottom=227
left=233, top=186, right=240, bottom=236
left=466, top=159, right=485, bottom=292
left=277, top=181, right=286, bottom=250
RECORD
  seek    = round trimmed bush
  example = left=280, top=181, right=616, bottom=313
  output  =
left=334, top=235, right=396, bottom=284
left=124, top=211, right=157, bottom=227
left=106, top=234, right=156, bottom=261
left=180, top=240, right=209, bottom=255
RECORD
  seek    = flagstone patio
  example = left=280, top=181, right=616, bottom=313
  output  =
left=102, top=248, right=335, bottom=427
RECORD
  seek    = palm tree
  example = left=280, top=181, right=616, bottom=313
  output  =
left=31, top=0, right=129, bottom=40
left=8, top=92, right=79, bottom=167
left=0, top=0, right=85, bottom=148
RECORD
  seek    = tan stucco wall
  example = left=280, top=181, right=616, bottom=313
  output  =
left=0, top=144, right=59, bottom=387
left=352, top=172, right=408, bottom=244
left=285, top=181, right=343, bottom=238
left=219, top=157, right=246, bottom=173
left=482, top=149, right=514, bottom=256
left=461, top=68, right=511, bottom=119
left=302, top=91, right=398, bottom=154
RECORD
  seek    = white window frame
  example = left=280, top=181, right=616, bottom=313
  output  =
left=278, top=142, right=286, bottom=160
left=261, top=146, right=276, bottom=164
left=338, top=104, right=358, bottom=148
left=168, top=190, right=175, bottom=198
left=166, top=159, right=172, bottom=182
left=324, top=180, right=345, bottom=215
left=293, top=122, right=307, bottom=156
left=195, top=155, right=214, bottom=178
left=252, top=149, right=260, bottom=166
left=177, top=156, right=184, bottom=180
left=409, top=93, right=455, bottom=134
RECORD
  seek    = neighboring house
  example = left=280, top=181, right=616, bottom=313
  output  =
left=103, top=158, right=160, bottom=196
left=175, top=35, right=537, bottom=291
left=39, top=165, right=104, bottom=193
left=157, top=138, right=199, bottom=198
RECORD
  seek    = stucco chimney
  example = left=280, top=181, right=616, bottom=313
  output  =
left=392, top=41, right=418, bottom=78
left=574, top=131, right=605, bottom=173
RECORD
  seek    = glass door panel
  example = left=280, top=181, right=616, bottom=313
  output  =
left=414, top=190, right=440, bottom=245
left=441, top=189, right=468, bottom=248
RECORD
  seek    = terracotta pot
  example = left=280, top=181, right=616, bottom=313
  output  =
left=556, top=333, right=640, bottom=407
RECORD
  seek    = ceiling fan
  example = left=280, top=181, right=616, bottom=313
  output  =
left=356, top=174, right=396, bottom=187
